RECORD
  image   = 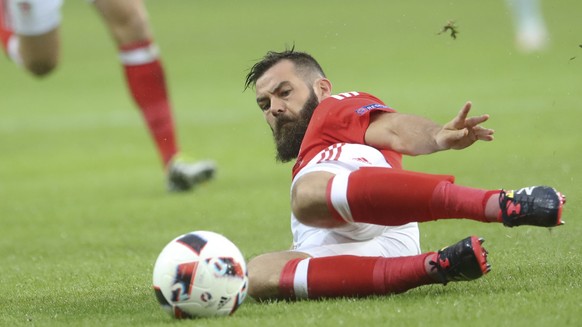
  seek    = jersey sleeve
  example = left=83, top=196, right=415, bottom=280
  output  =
left=317, top=92, right=395, bottom=145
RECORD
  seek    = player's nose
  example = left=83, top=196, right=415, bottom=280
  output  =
left=270, top=99, right=285, bottom=116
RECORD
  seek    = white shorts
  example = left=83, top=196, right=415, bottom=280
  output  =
left=290, top=143, right=421, bottom=258
left=5, top=0, right=63, bottom=35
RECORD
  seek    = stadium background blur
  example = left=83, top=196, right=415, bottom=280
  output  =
left=0, top=1, right=580, bottom=326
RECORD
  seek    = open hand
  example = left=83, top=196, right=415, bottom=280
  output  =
left=436, top=101, right=494, bottom=150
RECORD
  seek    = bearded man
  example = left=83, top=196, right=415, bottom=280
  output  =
left=243, top=49, right=566, bottom=301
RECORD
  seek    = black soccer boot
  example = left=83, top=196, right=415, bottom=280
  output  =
left=499, top=186, right=566, bottom=228
left=429, top=236, right=491, bottom=285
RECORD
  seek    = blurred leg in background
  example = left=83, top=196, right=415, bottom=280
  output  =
left=0, top=0, right=215, bottom=192
left=92, top=0, right=216, bottom=192
left=506, top=0, right=549, bottom=53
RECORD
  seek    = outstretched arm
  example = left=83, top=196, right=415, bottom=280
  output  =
left=365, top=101, right=494, bottom=156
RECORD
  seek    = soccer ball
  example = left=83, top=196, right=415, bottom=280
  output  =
left=152, top=231, right=248, bottom=319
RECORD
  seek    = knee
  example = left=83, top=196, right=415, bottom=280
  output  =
left=106, top=9, right=151, bottom=45
left=119, top=13, right=150, bottom=40
left=291, top=179, right=320, bottom=224
left=291, top=174, right=342, bottom=228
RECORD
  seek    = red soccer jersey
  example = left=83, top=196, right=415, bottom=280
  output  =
left=292, top=91, right=403, bottom=178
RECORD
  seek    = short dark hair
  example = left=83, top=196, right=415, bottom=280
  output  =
left=244, top=48, right=326, bottom=91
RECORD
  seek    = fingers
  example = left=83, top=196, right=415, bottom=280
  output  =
left=455, top=101, right=490, bottom=128
left=444, top=102, right=494, bottom=148
left=460, top=101, right=472, bottom=119
left=452, top=101, right=472, bottom=128
left=472, top=125, right=495, bottom=141
left=465, top=114, right=490, bottom=127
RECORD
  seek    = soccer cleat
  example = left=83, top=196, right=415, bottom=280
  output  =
left=167, top=155, right=216, bottom=192
left=429, top=236, right=490, bottom=285
left=499, top=186, right=566, bottom=228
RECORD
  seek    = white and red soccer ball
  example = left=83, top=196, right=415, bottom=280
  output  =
left=152, top=231, right=248, bottom=318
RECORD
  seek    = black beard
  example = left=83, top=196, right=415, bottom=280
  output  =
left=273, top=91, right=319, bottom=162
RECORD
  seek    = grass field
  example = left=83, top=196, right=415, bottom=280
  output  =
left=1, top=1, right=581, bottom=326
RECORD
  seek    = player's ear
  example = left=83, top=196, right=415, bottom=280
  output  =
left=314, top=78, right=332, bottom=99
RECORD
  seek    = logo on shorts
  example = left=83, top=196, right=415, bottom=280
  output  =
left=352, top=157, right=372, bottom=164
left=355, top=103, right=388, bottom=116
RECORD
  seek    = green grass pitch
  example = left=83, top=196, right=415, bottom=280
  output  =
left=0, top=1, right=581, bottom=326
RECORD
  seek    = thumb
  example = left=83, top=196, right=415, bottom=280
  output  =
left=442, top=128, right=469, bottom=146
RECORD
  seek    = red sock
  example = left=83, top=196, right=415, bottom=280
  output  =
left=121, top=40, right=178, bottom=166
left=430, top=182, right=498, bottom=222
left=279, top=254, right=435, bottom=299
left=327, top=167, right=497, bottom=225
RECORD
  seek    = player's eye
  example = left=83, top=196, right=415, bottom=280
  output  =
left=259, top=102, right=270, bottom=111
left=280, top=89, right=291, bottom=97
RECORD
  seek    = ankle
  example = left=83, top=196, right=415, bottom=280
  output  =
left=423, top=252, right=441, bottom=281
left=483, top=190, right=502, bottom=222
